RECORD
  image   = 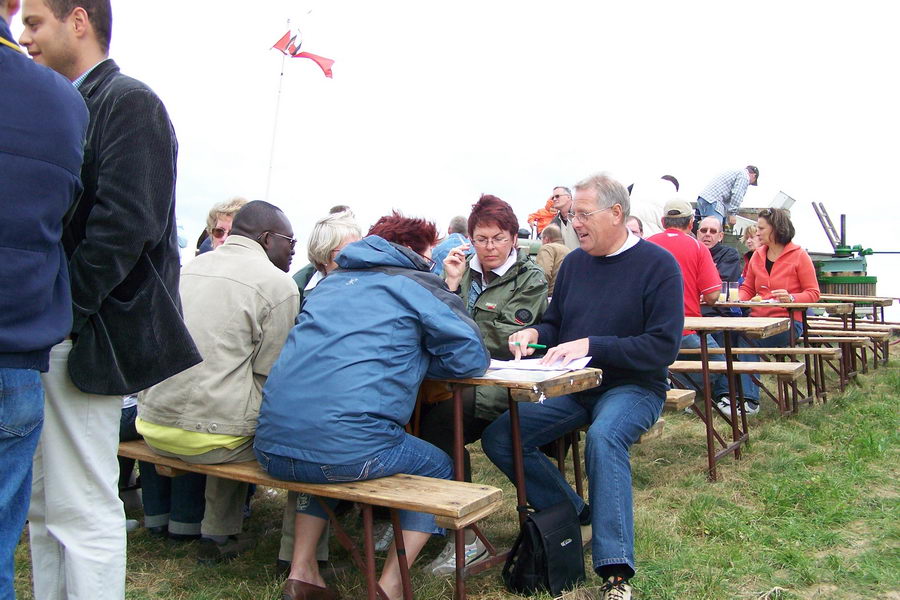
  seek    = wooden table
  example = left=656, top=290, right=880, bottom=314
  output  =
left=714, top=301, right=854, bottom=399
left=429, top=368, right=602, bottom=586
left=681, top=317, right=790, bottom=481
left=820, top=294, right=896, bottom=365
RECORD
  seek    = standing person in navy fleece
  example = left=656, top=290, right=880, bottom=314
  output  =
left=482, top=173, right=683, bottom=600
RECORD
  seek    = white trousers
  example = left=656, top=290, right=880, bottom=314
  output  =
left=29, top=341, right=125, bottom=600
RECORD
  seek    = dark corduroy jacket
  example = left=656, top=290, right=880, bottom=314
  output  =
left=65, top=59, right=200, bottom=394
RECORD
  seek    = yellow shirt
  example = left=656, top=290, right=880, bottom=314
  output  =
left=136, top=417, right=251, bottom=456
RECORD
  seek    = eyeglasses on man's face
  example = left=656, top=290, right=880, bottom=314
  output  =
left=472, top=235, right=511, bottom=247
left=257, top=230, right=297, bottom=249
left=566, top=206, right=612, bottom=223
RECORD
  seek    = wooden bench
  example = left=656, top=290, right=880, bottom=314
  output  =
left=665, top=388, right=696, bottom=411
left=119, top=440, right=502, bottom=599
left=669, top=359, right=805, bottom=415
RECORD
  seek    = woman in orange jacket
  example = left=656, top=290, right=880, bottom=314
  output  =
left=724, top=208, right=820, bottom=415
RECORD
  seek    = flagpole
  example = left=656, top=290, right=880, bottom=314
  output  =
left=265, top=19, right=290, bottom=202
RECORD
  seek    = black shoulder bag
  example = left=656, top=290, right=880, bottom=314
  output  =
left=502, top=500, right=585, bottom=596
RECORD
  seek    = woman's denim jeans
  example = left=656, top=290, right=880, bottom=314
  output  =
left=256, top=433, right=452, bottom=535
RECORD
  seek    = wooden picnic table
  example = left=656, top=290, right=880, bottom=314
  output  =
left=680, top=316, right=790, bottom=480
left=428, top=368, right=602, bottom=578
left=818, top=295, right=897, bottom=365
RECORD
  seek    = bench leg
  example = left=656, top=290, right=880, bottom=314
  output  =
left=390, top=510, right=414, bottom=600
left=361, top=505, right=381, bottom=600
left=571, top=431, right=584, bottom=500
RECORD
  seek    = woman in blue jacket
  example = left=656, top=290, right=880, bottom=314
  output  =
left=255, top=213, right=489, bottom=600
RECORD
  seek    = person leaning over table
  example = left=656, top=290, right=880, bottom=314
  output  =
left=419, top=194, right=548, bottom=575
left=254, top=212, right=489, bottom=600
left=727, top=207, right=821, bottom=415
left=482, top=173, right=684, bottom=600
left=277, top=209, right=362, bottom=575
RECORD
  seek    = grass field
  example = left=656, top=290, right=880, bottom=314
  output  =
left=14, top=359, right=899, bottom=599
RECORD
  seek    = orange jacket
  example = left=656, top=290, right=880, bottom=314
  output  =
left=739, top=242, right=820, bottom=320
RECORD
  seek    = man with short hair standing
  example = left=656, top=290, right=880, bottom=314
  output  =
left=548, top=186, right=580, bottom=249
left=0, top=0, right=87, bottom=596
left=483, top=174, right=683, bottom=600
left=696, top=165, right=759, bottom=225
left=139, top=201, right=300, bottom=564
left=19, top=1, right=200, bottom=597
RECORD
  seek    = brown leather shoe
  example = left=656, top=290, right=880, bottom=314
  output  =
left=282, top=579, right=339, bottom=600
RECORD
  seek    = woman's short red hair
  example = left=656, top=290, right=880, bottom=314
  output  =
left=468, top=194, right=519, bottom=238
left=368, top=211, right=439, bottom=255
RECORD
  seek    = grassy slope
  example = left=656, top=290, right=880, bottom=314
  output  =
left=14, top=363, right=899, bottom=599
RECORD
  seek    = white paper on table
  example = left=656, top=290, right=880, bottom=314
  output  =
left=488, top=356, right=592, bottom=372
left=481, top=368, right=569, bottom=382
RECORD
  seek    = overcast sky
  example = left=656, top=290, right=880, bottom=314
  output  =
left=10, top=1, right=899, bottom=314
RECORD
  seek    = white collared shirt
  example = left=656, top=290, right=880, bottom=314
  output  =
left=606, top=231, right=641, bottom=257
left=469, top=247, right=517, bottom=280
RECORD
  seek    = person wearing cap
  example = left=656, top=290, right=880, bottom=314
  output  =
left=696, top=166, right=759, bottom=225
left=647, top=199, right=729, bottom=400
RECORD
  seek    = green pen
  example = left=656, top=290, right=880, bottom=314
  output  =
left=512, top=342, right=547, bottom=349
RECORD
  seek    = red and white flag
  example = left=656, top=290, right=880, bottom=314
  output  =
left=272, top=30, right=334, bottom=79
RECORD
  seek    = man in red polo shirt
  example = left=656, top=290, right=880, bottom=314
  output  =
left=648, top=199, right=734, bottom=410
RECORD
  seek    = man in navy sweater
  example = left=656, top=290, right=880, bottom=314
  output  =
left=482, top=173, right=683, bottom=600
left=0, top=0, right=87, bottom=596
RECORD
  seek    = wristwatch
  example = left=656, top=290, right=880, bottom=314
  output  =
left=789, top=294, right=795, bottom=302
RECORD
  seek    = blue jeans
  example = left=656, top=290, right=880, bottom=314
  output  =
left=0, top=368, right=43, bottom=600
left=678, top=333, right=729, bottom=399
left=481, top=384, right=664, bottom=577
left=256, top=433, right=452, bottom=535
left=735, top=320, right=804, bottom=402
left=696, top=196, right=724, bottom=222
left=139, top=462, right=206, bottom=535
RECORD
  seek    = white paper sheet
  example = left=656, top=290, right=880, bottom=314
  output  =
left=488, top=356, right=592, bottom=372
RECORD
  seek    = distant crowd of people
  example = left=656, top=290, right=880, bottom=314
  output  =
left=2, top=2, right=823, bottom=600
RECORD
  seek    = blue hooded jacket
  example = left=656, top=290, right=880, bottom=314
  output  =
left=255, top=235, right=489, bottom=464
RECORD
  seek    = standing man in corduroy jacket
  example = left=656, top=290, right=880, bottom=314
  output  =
left=18, top=1, right=200, bottom=598
left=0, top=1, right=87, bottom=597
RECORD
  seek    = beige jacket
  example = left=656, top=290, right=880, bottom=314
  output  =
left=536, top=242, right=571, bottom=294
left=138, top=236, right=300, bottom=436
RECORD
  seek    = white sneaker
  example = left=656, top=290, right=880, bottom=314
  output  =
left=599, top=576, right=632, bottom=600
left=372, top=522, right=394, bottom=552
left=743, top=400, right=760, bottom=415
left=715, top=396, right=731, bottom=412
left=428, top=537, right=489, bottom=576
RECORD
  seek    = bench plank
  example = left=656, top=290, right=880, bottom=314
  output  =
left=665, top=389, right=695, bottom=411
left=119, top=440, right=500, bottom=519
left=668, top=360, right=805, bottom=379
left=807, top=329, right=890, bottom=340
left=678, top=347, right=841, bottom=357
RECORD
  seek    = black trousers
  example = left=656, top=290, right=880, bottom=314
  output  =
left=418, top=387, right=493, bottom=482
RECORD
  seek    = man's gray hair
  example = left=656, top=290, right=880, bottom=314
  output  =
left=307, top=212, right=363, bottom=272
left=573, top=173, right=630, bottom=216
left=448, top=215, right=467, bottom=234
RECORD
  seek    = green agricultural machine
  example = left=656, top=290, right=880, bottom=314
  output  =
left=809, top=202, right=877, bottom=296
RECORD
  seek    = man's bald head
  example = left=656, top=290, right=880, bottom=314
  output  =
left=697, top=215, right=724, bottom=249
left=231, top=201, right=295, bottom=272
left=231, top=201, right=288, bottom=238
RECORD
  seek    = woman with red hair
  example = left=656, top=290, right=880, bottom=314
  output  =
left=420, top=195, right=548, bottom=575
left=255, top=212, right=489, bottom=600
